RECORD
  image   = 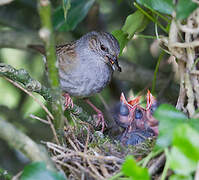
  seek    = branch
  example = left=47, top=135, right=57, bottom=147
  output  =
left=0, top=117, right=56, bottom=171
left=0, top=63, right=52, bottom=101
left=0, top=63, right=93, bottom=125
left=37, top=0, right=63, bottom=129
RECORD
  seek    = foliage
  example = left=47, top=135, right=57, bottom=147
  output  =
left=21, top=162, right=66, bottom=180
left=155, top=105, right=199, bottom=179
left=53, top=0, right=95, bottom=31
left=136, top=0, right=197, bottom=19
left=122, top=156, right=150, bottom=180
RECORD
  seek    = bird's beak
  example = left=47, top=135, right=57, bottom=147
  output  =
left=106, top=55, right=122, bottom=72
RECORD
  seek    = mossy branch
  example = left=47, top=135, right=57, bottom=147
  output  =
left=0, top=63, right=52, bottom=101
left=0, top=63, right=93, bottom=124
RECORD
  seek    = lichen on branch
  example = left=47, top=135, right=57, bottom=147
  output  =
left=0, top=63, right=52, bottom=101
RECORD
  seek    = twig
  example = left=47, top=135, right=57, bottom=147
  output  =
left=12, top=171, right=22, bottom=180
left=176, top=61, right=186, bottom=111
left=170, top=40, right=199, bottom=48
left=47, top=116, right=60, bottom=145
left=148, top=153, right=166, bottom=175
left=45, top=142, right=123, bottom=163
left=29, top=114, right=50, bottom=125
left=87, top=158, right=104, bottom=180
left=4, top=77, right=54, bottom=120
left=74, top=162, right=99, bottom=180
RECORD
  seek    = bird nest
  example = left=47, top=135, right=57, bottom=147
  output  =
left=44, top=121, right=156, bottom=180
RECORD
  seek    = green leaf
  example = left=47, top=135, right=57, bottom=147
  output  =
left=62, top=0, right=71, bottom=20
left=112, top=30, right=128, bottom=55
left=168, top=146, right=197, bottom=175
left=122, top=156, right=150, bottom=180
left=173, top=124, right=199, bottom=162
left=53, top=0, right=95, bottom=31
left=176, top=0, right=197, bottom=20
left=169, top=174, right=193, bottom=180
left=188, top=118, right=199, bottom=132
left=114, top=10, right=149, bottom=55
left=21, top=162, right=66, bottom=180
left=154, top=104, right=187, bottom=148
left=136, top=0, right=174, bottom=15
left=122, top=10, right=149, bottom=38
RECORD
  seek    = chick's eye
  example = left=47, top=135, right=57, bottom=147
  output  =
left=100, top=44, right=107, bottom=52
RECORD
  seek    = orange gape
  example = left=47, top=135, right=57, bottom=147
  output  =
left=115, top=90, right=159, bottom=146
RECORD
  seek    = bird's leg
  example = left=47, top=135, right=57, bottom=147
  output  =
left=63, top=93, right=74, bottom=109
left=84, top=99, right=106, bottom=132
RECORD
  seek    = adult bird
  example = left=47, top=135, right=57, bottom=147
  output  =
left=29, top=31, right=121, bottom=132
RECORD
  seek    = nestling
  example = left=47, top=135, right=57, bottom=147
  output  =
left=29, top=31, right=121, bottom=131
left=113, top=91, right=158, bottom=146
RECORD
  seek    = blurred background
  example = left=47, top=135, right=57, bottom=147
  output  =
left=0, top=0, right=178, bottom=175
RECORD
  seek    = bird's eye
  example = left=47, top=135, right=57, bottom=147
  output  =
left=134, top=108, right=143, bottom=119
left=119, top=102, right=129, bottom=116
left=100, top=44, right=107, bottom=52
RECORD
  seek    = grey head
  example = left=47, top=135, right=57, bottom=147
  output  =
left=78, top=31, right=121, bottom=72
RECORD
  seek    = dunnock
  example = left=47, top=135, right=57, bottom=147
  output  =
left=29, top=31, right=121, bottom=131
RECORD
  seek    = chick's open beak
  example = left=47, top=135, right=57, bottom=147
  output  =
left=106, top=55, right=122, bottom=72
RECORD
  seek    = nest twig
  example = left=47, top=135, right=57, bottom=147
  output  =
left=43, top=119, right=156, bottom=180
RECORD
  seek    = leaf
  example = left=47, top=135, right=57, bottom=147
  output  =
left=62, top=0, right=71, bottom=20
left=136, top=0, right=174, bottom=15
left=188, top=118, right=199, bottom=132
left=122, top=156, right=150, bottom=180
left=122, top=10, right=149, bottom=38
left=169, top=174, right=193, bottom=180
left=168, top=146, right=197, bottom=175
left=21, top=162, right=66, bottom=180
left=173, top=124, right=199, bottom=162
left=154, top=104, right=187, bottom=148
left=113, top=10, right=149, bottom=55
left=53, top=0, right=95, bottom=31
left=176, top=0, right=197, bottom=20
left=112, top=30, right=128, bottom=55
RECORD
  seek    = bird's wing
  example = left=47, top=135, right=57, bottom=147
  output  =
left=56, top=42, right=77, bottom=72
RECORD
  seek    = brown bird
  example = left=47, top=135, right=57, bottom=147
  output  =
left=29, top=31, right=121, bottom=132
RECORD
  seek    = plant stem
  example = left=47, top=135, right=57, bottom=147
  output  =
left=141, top=149, right=163, bottom=168
left=152, top=51, right=165, bottom=94
left=38, top=0, right=63, bottom=129
left=134, top=2, right=168, bottom=33
left=160, top=148, right=169, bottom=180
left=135, top=34, right=157, bottom=39
left=108, top=172, right=123, bottom=180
